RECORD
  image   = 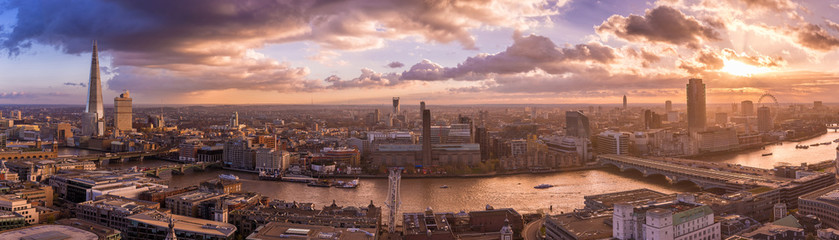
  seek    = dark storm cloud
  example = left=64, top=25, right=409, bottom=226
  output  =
left=0, top=0, right=557, bottom=94
left=63, top=82, right=87, bottom=87
left=596, top=6, right=721, bottom=48
left=794, top=23, right=839, bottom=51
left=386, top=61, right=404, bottom=68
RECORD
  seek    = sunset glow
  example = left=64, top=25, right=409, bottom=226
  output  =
left=721, top=59, right=772, bottom=77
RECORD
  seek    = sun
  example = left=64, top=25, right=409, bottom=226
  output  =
left=720, top=59, right=770, bottom=77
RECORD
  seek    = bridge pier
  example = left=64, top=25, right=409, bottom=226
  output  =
left=100, top=159, right=109, bottom=166
left=120, top=157, right=128, bottom=163
left=139, top=156, right=144, bottom=162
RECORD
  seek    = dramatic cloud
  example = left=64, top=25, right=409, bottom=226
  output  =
left=386, top=61, right=404, bottom=68
left=401, top=33, right=617, bottom=81
left=596, top=6, right=721, bottom=48
left=679, top=48, right=784, bottom=74
left=324, top=68, right=401, bottom=89
left=794, top=23, right=839, bottom=51
left=825, top=20, right=839, bottom=32
left=0, top=0, right=561, bottom=95
left=730, top=0, right=796, bottom=11
left=63, top=82, right=87, bottom=87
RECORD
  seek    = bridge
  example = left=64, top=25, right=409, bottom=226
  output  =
left=70, top=147, right=178, bottom=166
left=143, top=161, right=222, bottom=177
left=828, top=123, right=839, bottom=132
left=599, top=154, right=785, bottom=192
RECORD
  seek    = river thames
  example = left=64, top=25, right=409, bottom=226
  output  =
left=59, top=131, right=839, bottom=215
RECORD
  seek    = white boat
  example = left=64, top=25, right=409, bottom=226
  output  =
left=534, top=184, right=554, bottom=189
left=440, top=185, right=449, bottom=189
left=219, top=174, right=239, bottom=181
left=335, top=179, right=360, bottom=188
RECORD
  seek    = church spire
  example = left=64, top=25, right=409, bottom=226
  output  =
left=165, top=216, right=177, bottom=240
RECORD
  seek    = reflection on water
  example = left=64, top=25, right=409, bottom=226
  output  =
left=64, top=131, right=838, bottom=214
left=700, top=131, right=839, bottom=169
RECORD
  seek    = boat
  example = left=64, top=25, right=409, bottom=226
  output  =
left=335, top=179, right=360, bottom=188
left=281, top=174, right=317, bottom=183
left=258, top=171, right=282, bottom=181
left=307, top=179, right=333, bottom=187
left=810, top=143, right=820, bottom=147
left=534, top=184, right=554, bottom=189
left=821, top=142, right=831, bottom=145
left=761, top=153, right=773, bottom=156
left=795, top=145, right=809, bottom=149
left=440, top=185, right=449, bottom=189
left=219, top=174, right=239, bottom=181
left=833, top=139, right=839, bottom=143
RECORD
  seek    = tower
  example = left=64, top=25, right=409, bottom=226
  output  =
left=500, top=218, right=513, bottom=240
left=566, top=111, right=590, bottom=138
left=230, top=112, right=239, bottom=129
left=622, top=95, right=627, bottom=110
left=114, top=90, right=133, bottom=133
left=385, top=168, right=401, bottom=234
left=665, top=100, right=672, bottom=112
left=741, top=100, right=754, bottom=116
left=773, top=203, right=787, bottom=221
left=82, top=40, right=104, bottom=136
left=392, top=97, right=400, bottom=115
left=686, top=78, right=706, bottom=132
left=165, top=216, right=177, bottom=240
left=422, top=109, right=432, bottom=166
left=213, top=198, right=228, bottom=223
left=757, top=106, right=772, bottom=132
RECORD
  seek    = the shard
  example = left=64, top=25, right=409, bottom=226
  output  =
left=82, top=40, right=104, bottom=136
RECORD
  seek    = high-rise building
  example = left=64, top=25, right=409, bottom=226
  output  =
left=757, top=106, right=772, bottom=132
left=56, top=123, right=73, bottom=144
left=114, top=90, right=133, bottom=133
left=421, top=109, right=431, bottom=167
left=229, top=112, right=239, bottom=129
left=392, top=97, right=400, bottom=115
left=665, top=100, right=672, bottom=112
left=686, top=78, right=706, bottom=132
left=731, top=103, right=738, bottom=113
left=814, top=101, right=823, bottom=109
left=623, top=95, right=627, bottom=110
left=643, top=110, right=661, bottom=130
left=82, top=41, right=104, bottom=136
left=596, top=130, right=629, bottom=155
left=741, top=100, right=754, bottom=116
left=11, top=110, right=21, bottom=120
left=566, top=111, right=590, bottom=138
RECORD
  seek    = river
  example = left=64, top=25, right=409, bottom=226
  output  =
left=56, top=131, right=839, bottom=214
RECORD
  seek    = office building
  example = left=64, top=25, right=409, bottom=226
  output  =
left=246, top=222, right=377, bottom=240
left=741, top=100, right=754, bottom=116
left=613, top=194, right=720, bottom=240
left=815, top=101, right=824, bottom=109
left=224, top=138, right=255, bottom=170
left=623, top=95, right=627, bottom=110
left=686, top=78, right=706, bottom=132
left=126, top=211, right=236, bottom=240
left=76, top=195, right=160, bottom=232
left=0, top=224, right=103, bottom=240
left=0, top=195, right=38, bottom=224
left=165, top=191, right=227, bottom=218
left=114, top=90, right=133, bottom=133
left=596, top=130, right=630, bottom=155
left=665, top=100, right=672, bottom=112
left=799, top=184, right=839, bottom=229
left=566, top=111, right=591, bottom=138
left=757, top=106, right=772, bottom=132
left=82, top=41, right=104, bottom=137
left=229, top=112, right=239, bottom=129
left=255, top=148, right=290, bottom=175
left=422, top=109, right=432, bottom=167
left=230, top=200, right=380, bottom=237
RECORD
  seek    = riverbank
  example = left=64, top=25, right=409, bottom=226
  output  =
left=219, top=164, right=605, bottom=180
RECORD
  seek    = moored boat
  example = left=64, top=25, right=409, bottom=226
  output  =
left=219, top=174, right=239, bottom=181
left=761, top=153, right=773, bottom=156
left=534, top=184, right=554, bottom=189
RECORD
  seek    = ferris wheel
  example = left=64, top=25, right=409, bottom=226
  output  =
left=757, top=92, right=779, bottom=121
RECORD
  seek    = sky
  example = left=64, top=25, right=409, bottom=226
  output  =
left=1, top=0, right=839, bottom=106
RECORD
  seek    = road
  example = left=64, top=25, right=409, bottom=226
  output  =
left=523, top=218, right=544, bottom=240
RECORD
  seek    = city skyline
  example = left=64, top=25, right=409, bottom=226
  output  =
left=1, top=0, right=839, bottom=105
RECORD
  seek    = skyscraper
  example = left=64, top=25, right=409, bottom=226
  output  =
left=665, top=100, right=672, bottom=112
left=82, top=41, right=104, bottom=136
left=230, top=112, right=239, bottom=129
left=686, top=78, right=706, bottom=132
left=623, top=95, right=627, bottom=110
left=757, top=106, right=772, bottom=132
left=114, top=90, right=133, bottom=133
left=421, top=109, right=431, bottom=167
left=566, top=111, right=591, bottom=138
left=741, top=100, right=754, bottom=116
left=392, top=97, right=400, bottom=115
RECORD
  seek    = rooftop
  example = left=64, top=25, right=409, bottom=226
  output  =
left=127, top=210, right=237, bottom=237
left=0, top=225, right=99, bottom=240
left=245, top=222, right=376, bottom=240
left=547, top=211, right=612, bottom=240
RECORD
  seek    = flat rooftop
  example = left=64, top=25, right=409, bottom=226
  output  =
left=548, top=211, right=612, bottom=240
left=246, top=222, right=376, bottom=240
left=584, top=188, right=669, bottom=209
left=0, top=225, right=98, bottom=240
left=127, top=210, right=236, bottom=237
